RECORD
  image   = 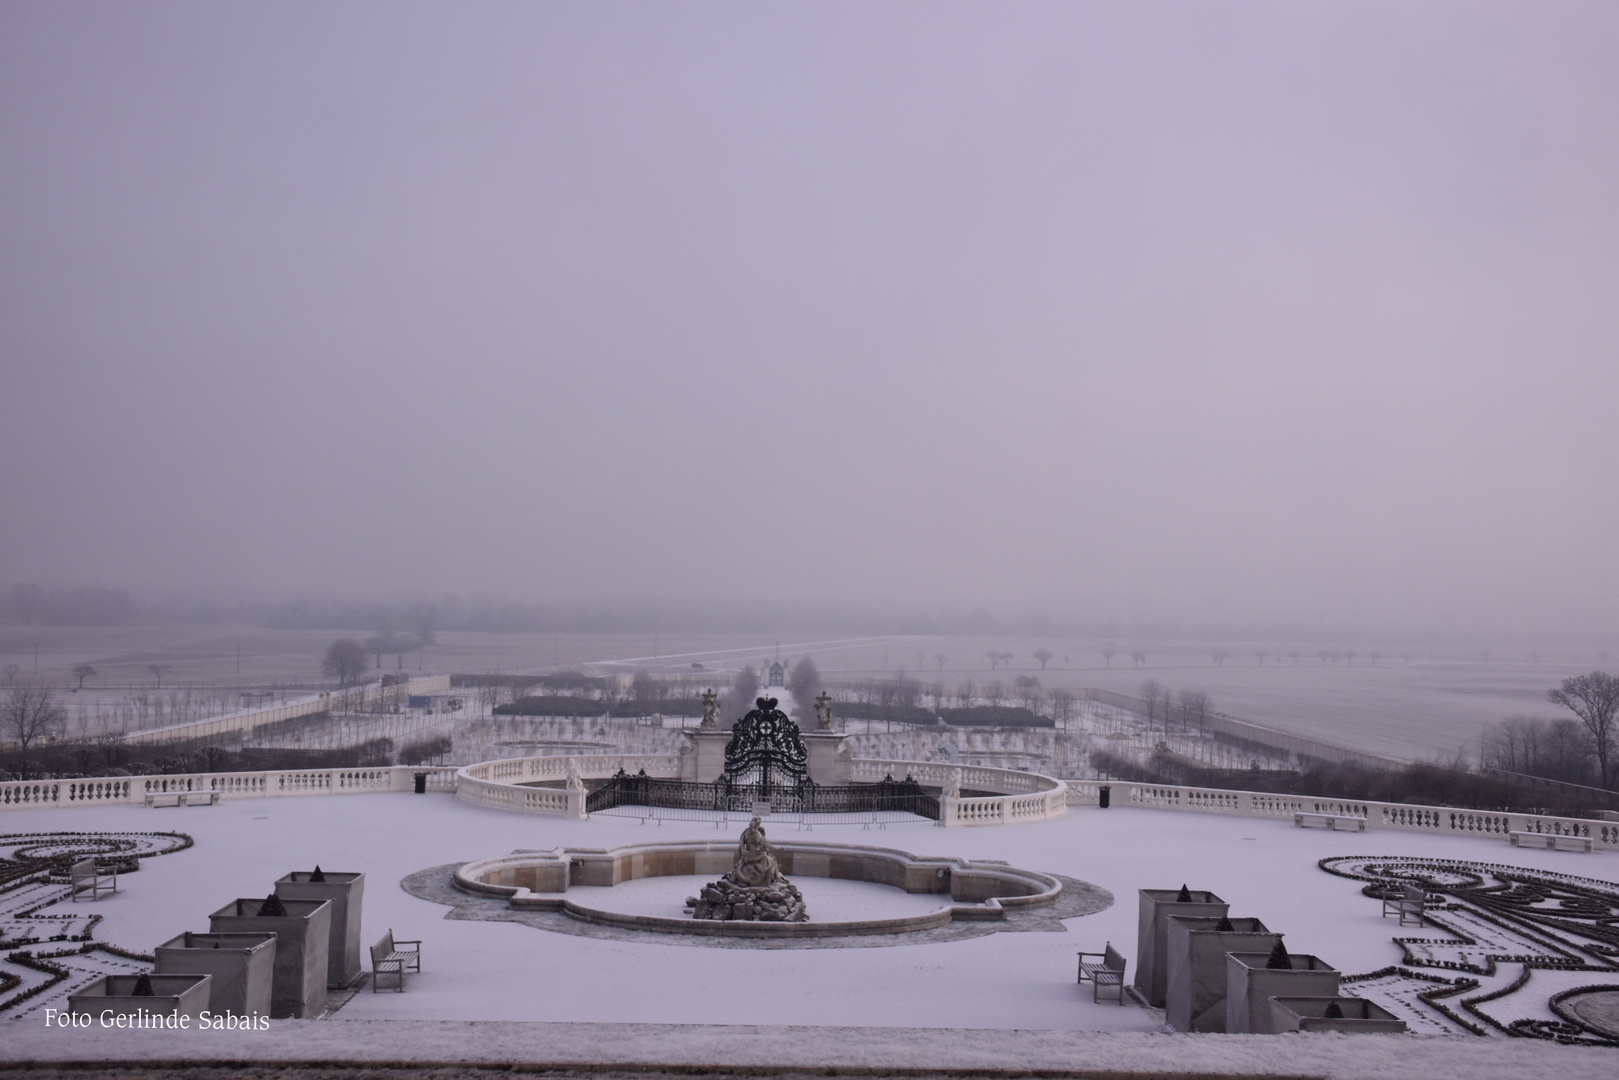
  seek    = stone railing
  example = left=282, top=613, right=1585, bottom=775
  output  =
left=454, top=754, right=683, bottom=818
left=0, top=764, right=460, bottom=810
left=1062, top=779, right=1619, bottom=850
left=847, top=759, right=1052, bottom=795
left=837, top=759, right=1071, bottom=827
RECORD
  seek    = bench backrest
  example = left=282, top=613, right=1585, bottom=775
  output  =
left=1103, top=943, right=1125, bottom=972
left=371, top=930, right=395, bottom=965
left=1402, top=884, right=1424, bottom=904
left=71, top=858, right=95, bottom=877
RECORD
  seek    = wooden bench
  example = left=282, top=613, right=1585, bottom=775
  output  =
left=370, top=929, right=422, bottom=992
left=1294, top=811, right=1366, bottom=832
left=1510, top=831, right=1592, bottom=853
left=144, top=790, right=220, bottom=808
left=1381, top=883, right=1426, bottom=927
left=1077, top=942, right=1127, bottom=1005
left=69, top=858, right=116, bottom=901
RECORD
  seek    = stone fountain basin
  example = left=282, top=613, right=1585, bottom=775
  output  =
left=455, top=840, right=1061, bottom=938
left=580, top=875, right=949, bottom=922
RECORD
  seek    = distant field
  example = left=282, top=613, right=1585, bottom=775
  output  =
left=0, top=625, right=1604, bottom=762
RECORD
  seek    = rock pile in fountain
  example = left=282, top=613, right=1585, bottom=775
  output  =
left=686, top=816, right=808, bottom=923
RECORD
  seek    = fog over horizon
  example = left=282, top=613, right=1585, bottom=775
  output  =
left=3, top=3, right=1617, bottom=644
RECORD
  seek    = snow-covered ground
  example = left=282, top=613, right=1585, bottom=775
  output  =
left=4, top=791, right=1615, bottom=1033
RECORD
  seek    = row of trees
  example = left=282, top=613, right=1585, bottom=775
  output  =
left=1138, top=680, right=1214, bottom=735
left=1482, top=672, right=1619, bottom=790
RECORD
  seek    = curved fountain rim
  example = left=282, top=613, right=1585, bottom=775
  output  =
left=453, top=837, right=1064, bottom=938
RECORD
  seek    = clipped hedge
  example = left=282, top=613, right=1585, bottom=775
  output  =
left=938, top=705, right=1051, bottom=728
left=494, top=695, right=705, bottom=718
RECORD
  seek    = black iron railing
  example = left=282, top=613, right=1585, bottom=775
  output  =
left=585, top=769, right=940, bottom=821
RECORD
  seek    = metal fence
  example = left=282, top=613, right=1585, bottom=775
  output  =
left=585, top=769, right=940, bottom=820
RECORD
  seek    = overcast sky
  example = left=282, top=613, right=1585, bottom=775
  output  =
left=2, top=2, right=1615, bottom=639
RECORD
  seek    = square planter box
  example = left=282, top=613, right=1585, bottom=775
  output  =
left=153, top=932, right=277, bottom=1018
left=1225, top=952, right=1340, bottom=1034
left=1165, top=915, right=1281, bottom=1032
left=1135, top=888, right=1228, bottom=1007
left=276, top=870, right=365, bottom=989
left=1270, top=995, right=1408, bottom=1033
left=68, top=974, right=212, bottom=1020
left=209, top=897, right=331, bottom=1019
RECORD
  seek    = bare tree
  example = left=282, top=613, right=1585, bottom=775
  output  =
left=1130, top=650, right=1145, bottom=669
left=147, top=663, right=171, bottom=688
left=934, top=653, right=948, bottom=671
left=1139, top=679, right=1164, bottom=732
left=1100, top=646, right=1115, bottom=669
left=322, top=639, right=370, bottom=687
left=364, top=633, right=418, bottom=671
left=1050, top=687, right=1076, bottom=725
left=3, top=664, right=19, bottom=686
left=4, top=685, right=65, bottom=750
left=629, top=669, right=664, bottom=714
left=1211, top=650, right=1226, bottom=667
left=955, top=679, right=975, bottom=708
left=1177, top=689, right=1212, bottom=736
left=1254, top=650, right=1267, bottom=666
left=1288, top=651, right=1301, bottom=666
left=1548, top=672, right=1619, bottom=788
left=71, top=663, right=96, bottom=690
left=407, top=603, right=439, bottom=648
left=984, top=680, right=1007, bottom=707
left=1482, top=714, right=1596, bottom=786
left=1013, top=674, right=1043, bottom=711
left=1032, top=649, right=1053, bottom=670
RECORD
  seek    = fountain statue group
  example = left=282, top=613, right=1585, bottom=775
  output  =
left=686, top=816, right=809, bottom=923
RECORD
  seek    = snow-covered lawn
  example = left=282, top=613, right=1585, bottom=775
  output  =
left=3, top=792, right=1615, bottom=1033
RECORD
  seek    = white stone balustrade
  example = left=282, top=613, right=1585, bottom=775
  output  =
left=0, top=764, right=459, bottom=809
left=454, top=754, right=684, bottom=818
left=6, top=749, right=1615, bottom=850
left=1062, top=779, right=1619, bottom=850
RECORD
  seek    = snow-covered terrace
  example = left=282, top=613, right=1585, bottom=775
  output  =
left=4, top=787, right=1617, bottom=1076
